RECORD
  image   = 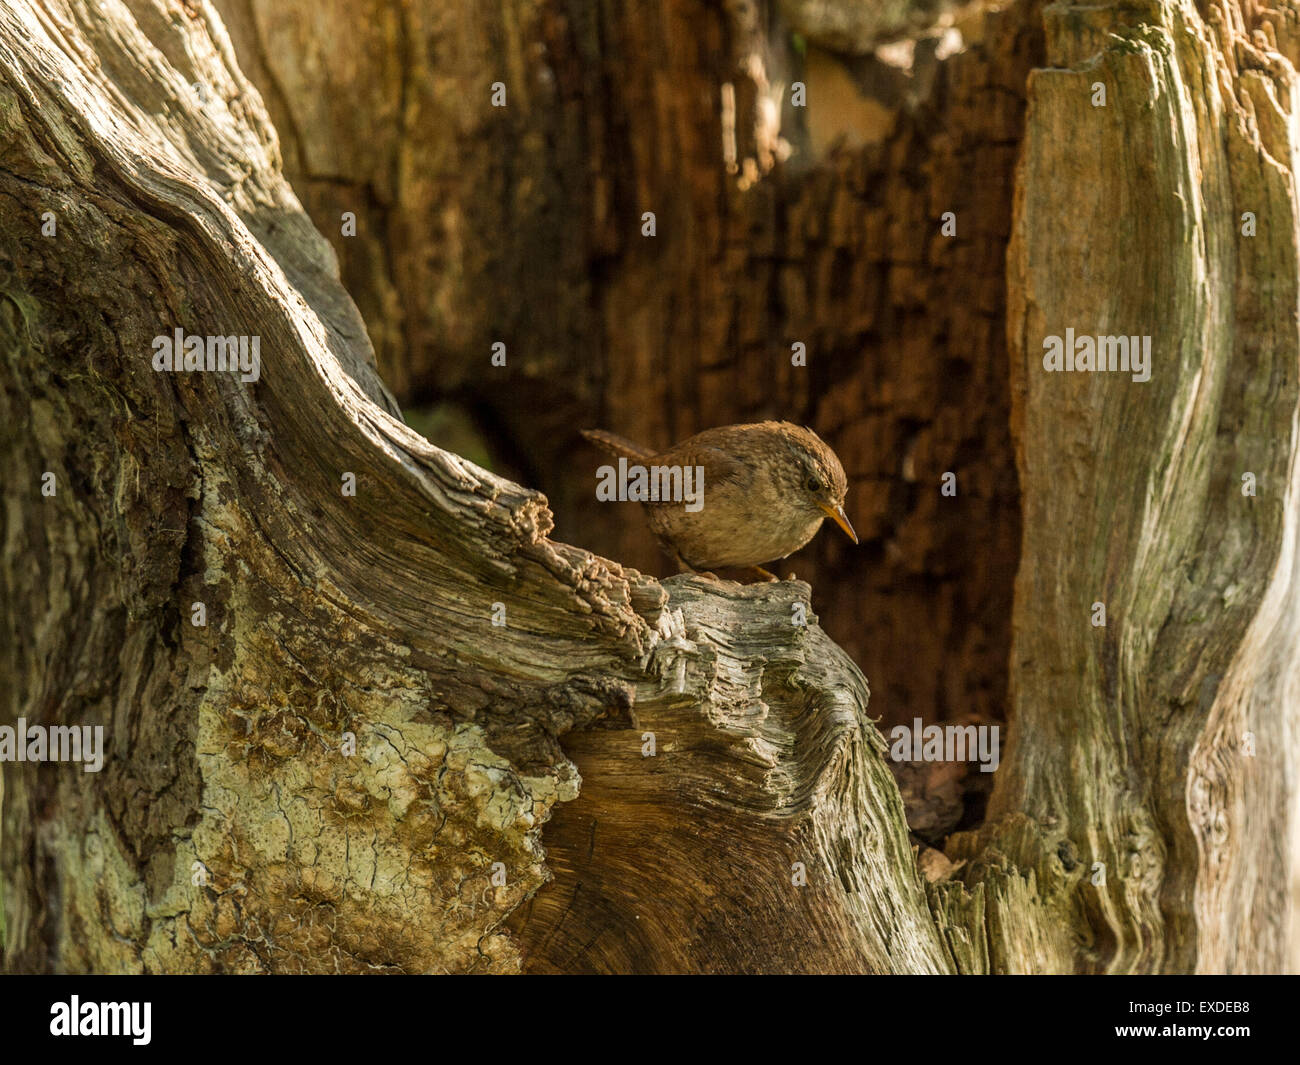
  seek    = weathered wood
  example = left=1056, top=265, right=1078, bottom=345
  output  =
left=3, top=0, right=1300, bottom=974
left=209, top=0, right=1033, bottom=786
left=508, top=577, right=949, bottom=974
left=0, top=0, right=948, bottom=974
left=986, top=0, right=1300, bottom=974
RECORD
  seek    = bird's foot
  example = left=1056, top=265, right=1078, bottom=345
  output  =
left=743, top=566, right=780, bottom=583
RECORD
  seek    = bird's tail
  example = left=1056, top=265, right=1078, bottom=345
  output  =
left=580, top=428, right=654, bottom=463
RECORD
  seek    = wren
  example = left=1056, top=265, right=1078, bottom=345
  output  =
left=582, top=421, right=858, bottom=579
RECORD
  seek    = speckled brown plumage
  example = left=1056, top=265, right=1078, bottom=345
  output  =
left=582, top=421, right=857, bottom=574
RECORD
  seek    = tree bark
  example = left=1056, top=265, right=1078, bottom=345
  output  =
left=208, top=0, right=1032, bottom=821
left=0, top=0, right=944, bottom=974
left=2, top=0, right=1298, bottom=974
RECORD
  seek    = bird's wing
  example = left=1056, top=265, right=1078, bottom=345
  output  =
left=644, top=442, right=748, bottom=502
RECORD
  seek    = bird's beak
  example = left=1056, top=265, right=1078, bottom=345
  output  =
left=820, top=503, right=859, bottom=545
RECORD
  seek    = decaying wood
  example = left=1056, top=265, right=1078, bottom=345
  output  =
left=0, top=0, right=944, bottom=974
left=2, top=0, right=1299, bottom=974
left=509, top=577, right=948, bottom=974
left=209, top=0, right=1031, bottom=776
left=990, top=0, right=1300, bottom=975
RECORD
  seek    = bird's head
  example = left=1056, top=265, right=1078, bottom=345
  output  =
left=784, top=425, right=858, bottom=544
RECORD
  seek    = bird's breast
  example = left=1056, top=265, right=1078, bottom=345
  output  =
left=647, top=479, right=824, bottom=569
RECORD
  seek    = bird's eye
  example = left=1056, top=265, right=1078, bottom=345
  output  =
left=806, top=476, right=821, bottom=493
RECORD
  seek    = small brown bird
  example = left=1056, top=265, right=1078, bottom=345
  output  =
left=582, top=421, right=858, bottom=579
